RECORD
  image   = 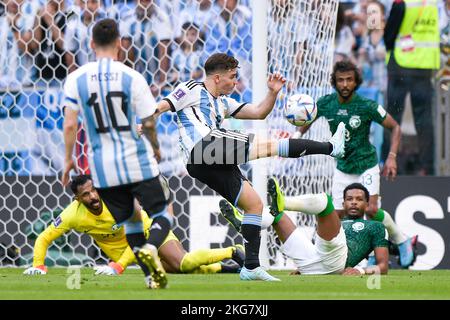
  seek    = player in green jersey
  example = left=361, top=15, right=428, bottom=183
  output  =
left=299, top=60, right=416, bottom=268
left=219, top=179, right=389, bottom=275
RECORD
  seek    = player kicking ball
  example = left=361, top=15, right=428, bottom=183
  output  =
left=220, top=178, right=407, bottom=275
left=155, top=52, right=346, bottom=281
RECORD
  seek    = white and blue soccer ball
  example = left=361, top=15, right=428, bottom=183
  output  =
left=284, top=93, right=317, bottom=127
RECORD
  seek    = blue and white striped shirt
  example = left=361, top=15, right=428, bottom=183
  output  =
left=64, top=58, right=160, bottom=188
left=164, top=80, right=247, bottom=163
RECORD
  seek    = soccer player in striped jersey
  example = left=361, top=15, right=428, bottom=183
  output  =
left=23, top=175, right=244, bottom=277
left=62, top=19, right=170, bottom=289
left=155, top=53, right=347, bottom=281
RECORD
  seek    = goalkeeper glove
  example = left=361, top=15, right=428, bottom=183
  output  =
left=23, top=265, right=47, bottom=275
left=94, top=262, right=124, bottom=276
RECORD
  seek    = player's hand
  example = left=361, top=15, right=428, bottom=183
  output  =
left=136, top=124, right=143, bottom=137
left=341, top=267, right=363, bottom=276
left=23, top=265, right=47, bottom=275
left=267, top=72, right=286, bottom=94
left=382, top=157, right=397, bottom=181
left=62, top=158, right=77, bottom=186
left=154, top=148, right=161, bottom=163
left=94, top=262, right=124, bottom=276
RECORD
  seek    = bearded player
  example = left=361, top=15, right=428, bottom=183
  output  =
left=23, top=175, right=244, bottom=276
left=220, top=179, right=390, bottom=275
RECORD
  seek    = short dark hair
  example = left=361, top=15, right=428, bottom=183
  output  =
left=330, top=60, right=363, bottom=90
left=92, top=18, right=119, bottom=47
left=70, top=175, right=92, bottom=195
left=204, top=53, right=239, bottom=75
left=343, top=183, right=370, bottom=202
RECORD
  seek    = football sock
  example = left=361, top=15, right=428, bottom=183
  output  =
left=261, top=207, right=275, bottom=229
left=180, top=248, right=233, bottom=273
left=147, top=211, right=173, bottom=249
left=241, top=213, right=262, bottom=269
left=124, top=222, right=150, bottom=276
left=284, top=193, right=333, bottom=217
left=277, top=139, right=332, bottom=158
left=373, top=209, right=407, bottom=244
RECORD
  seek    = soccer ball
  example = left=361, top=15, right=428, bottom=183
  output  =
left=284, top=93, right=317, bottom=127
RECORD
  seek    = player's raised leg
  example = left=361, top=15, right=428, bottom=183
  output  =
left=248, top=122, right=346, bottom=161
left=268, top=177, right=341, bottom=241
left=370, top=207, right=417, bottom=268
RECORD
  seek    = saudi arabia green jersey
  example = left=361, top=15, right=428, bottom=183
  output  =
left=342, top=218, right=389, bottom=267
left=316, top=93, right=387, bottom=174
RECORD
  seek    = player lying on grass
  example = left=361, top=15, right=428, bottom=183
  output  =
left=220, top=179, right=395, bottom=275
left=23, top=175, right=244, bottom=276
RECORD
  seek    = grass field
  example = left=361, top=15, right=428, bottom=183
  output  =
left=1, top=268, right=450, bottom=300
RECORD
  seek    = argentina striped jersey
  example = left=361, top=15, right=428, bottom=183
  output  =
left=64, top=58, right=160, bottom=188
left=163, top=80, right=248, bottom=163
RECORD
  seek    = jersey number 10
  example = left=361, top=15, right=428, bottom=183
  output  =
left=87, top=91, right=131, bottom=133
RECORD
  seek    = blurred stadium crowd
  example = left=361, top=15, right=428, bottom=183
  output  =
left=0, top=0, right=447, bottom=176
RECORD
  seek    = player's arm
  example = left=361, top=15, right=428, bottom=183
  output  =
left=140, top=114, right=160, bottom=162
left=62, top=76, right=80, bottom=185
left=24, top=210, right=73, bottom=275
left=233, top=73, right=286, bottom=120
left=93, top=240, right=134, bottom=276
left=367, top=247, right=389, bottom=275
left=63, top=106, right=79, bottom=185
left=381, top=114, right=401, bottom=181
left=155, top=100, right=172, bottom=115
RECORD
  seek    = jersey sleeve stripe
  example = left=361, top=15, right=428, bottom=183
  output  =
left=230, top=103, right=248, bottom=117
left=163, top=97, right=176, bottom=112
left=65, top=96, right=78, bottom=104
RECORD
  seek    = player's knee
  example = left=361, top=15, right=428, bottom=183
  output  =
left=240, top=197, right=263, bottom=214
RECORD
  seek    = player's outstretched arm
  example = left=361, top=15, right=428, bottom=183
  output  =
left=366, top=247, right=389, bottom=275
left=23, top=224, right=66, bottom=275
left=155, top=100, right=172, bottom=115
left=141, top=114, right=161, bottom=162
left=62, top=107, right=79, bottom=186
left=233, top=73, right=286, bottom=120
left=381, top=114, right=401, bottom=181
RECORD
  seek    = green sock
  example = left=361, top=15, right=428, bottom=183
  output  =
left=273, top=212, right=284, bottom=225
left=318, top=194, right=335, bottom=217
left=372, top=208, right=385, bottom=222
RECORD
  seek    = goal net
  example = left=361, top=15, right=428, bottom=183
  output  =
left=0, top=0, right=337, bottom=270
left=264, top=0, right=339, bottom=268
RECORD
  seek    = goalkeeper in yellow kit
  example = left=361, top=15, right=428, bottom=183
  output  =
left=23, top=175, right=244, bottom=276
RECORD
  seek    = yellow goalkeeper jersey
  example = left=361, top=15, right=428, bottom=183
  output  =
left=32, top=200, right=162, bottom=269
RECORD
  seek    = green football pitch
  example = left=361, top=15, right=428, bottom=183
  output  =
left=1, top=268, right=450, bottom=300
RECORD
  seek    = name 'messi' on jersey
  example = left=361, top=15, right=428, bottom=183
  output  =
left=64, top=58, right=160, bottom=188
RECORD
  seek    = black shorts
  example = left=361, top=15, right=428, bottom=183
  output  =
left=186, top=163, right=247, bottom=205
left=186, top=129, right=253, bottom=205
left=97, top=175, right=171, bottom=224
left=188, top=129, right=254, bottom=165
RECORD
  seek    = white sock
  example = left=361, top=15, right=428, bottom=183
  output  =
left=284, top=193, right=328, bottom=215
left=382, top=210, right=407, bottom=244
left=261, top=207, right=275, bottom=230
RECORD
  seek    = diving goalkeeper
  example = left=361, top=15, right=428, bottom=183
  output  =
left=23, top=175, right=244, bottom=276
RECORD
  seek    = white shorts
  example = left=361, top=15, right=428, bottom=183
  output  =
left=280, top=227, right=348, bottom=275
left=332, top=165, right=380, bottom=210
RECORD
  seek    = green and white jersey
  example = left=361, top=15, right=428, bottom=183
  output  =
left=316, top=93, right=387, bottom=174
left=342, top=218, right=389, bottom=267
